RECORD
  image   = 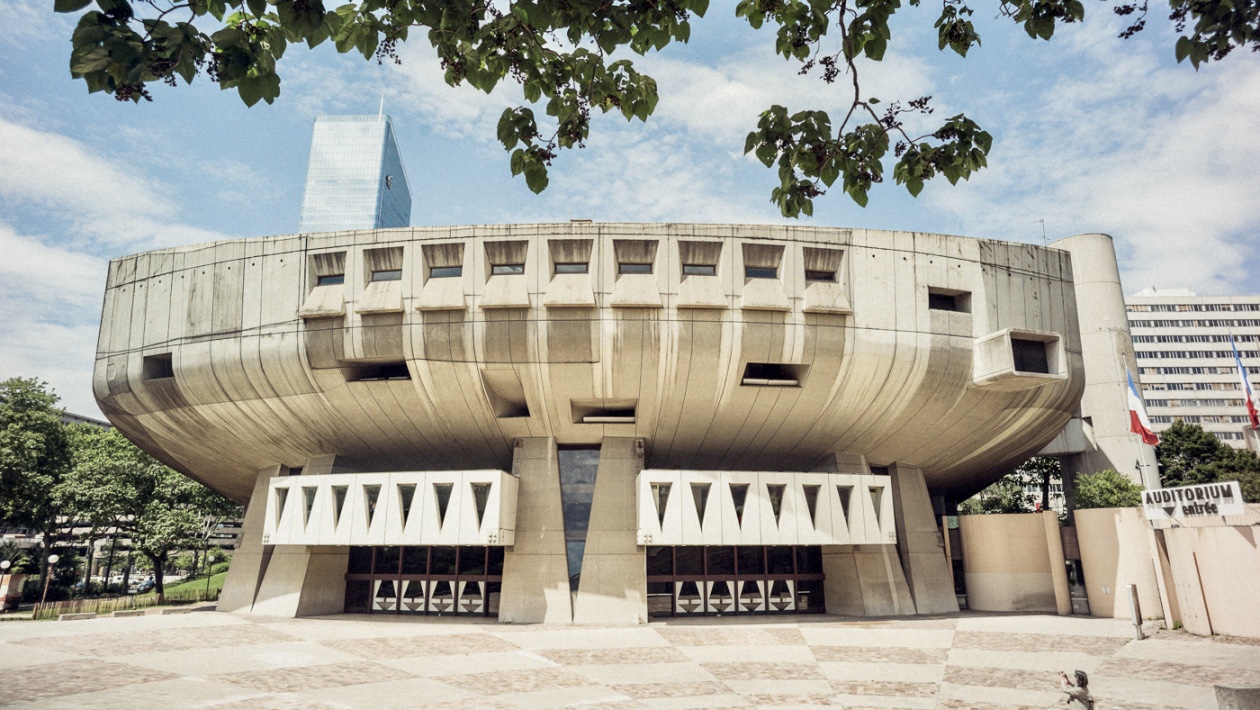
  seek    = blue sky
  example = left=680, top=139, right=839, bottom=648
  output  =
left=1, top=0, right=1258, bottom=418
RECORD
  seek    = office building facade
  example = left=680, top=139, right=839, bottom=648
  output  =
left=298, top=115, right=412, bottom=233
left=1126, top=288, right=1260, bottom=449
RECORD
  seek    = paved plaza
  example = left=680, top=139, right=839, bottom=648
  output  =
left=1, top=610, right=1258, bottom=708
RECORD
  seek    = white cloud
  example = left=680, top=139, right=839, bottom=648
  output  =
left=925, top=18, right=1260, bottom=295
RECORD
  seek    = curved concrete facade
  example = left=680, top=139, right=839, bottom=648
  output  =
left=94, top=224, right=1085, bottom=503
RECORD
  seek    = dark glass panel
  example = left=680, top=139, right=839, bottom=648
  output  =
left=646, top=546, right=673, bottom=576
left=431, top=546, right=457, bottom=575
left=459, top=546, right=487, bottom=575
left=373, top=546, right=400, bottom=575
left=402, top=546, right=429, bottom=575
left=676, top=546, right=703, bottom=575
left=706, top=546, right=735, bottom=575
left=737, top=546, right=765, bottom=575
left=347, top=546, right=373, bottom=574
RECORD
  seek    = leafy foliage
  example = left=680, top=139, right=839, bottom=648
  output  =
left=958, top=475, right=1035, bottom=514
left=53, top=0, right=1258, bottom=215
left=1074, top=468, right=1143, bottom=509
left=1155, top=420, right=1260, bottom=502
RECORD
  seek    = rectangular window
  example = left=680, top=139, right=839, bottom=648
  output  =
left=554, top=262, right=589, bottom=274
left=805, top=269, right=835, bottom=282
left=142, top=353, right=175, bottom=381
left=928, top=288, right=971, bottom=313
left=371, top=269, right=402, bottom=282
left=741, top=362, right=808, bottom=387
left=618, top=263, right=653, bottom=275
left=491, top=264, right=525, bottom=275
left=316, top=274, right=345, bottom=286
left=1012, top=338, right=1051, bottom=374
left=429, top=266, right=462, bottom=278
left=745, top=266, right=777, bottom=279
left=344, top=361, right=411, bottom=382
left=683, top=264, right=716, bottom=276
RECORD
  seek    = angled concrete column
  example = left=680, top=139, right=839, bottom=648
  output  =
left=573, top=437, right=647, bottom=624
left=251, top=544, right=348, bottom=617
left=890, top=463, right=960, bottom=614
left=500, top=437, right=573, bottom=623
left=218, top=465, right=281, bottom=613
left=822, top=545, right=915, bottom=616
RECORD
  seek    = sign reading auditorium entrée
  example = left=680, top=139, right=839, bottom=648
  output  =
left=1142, top=481, right=1245, bottom=521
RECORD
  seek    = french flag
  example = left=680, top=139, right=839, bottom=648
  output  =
left=1232, top=337, right=1259, bottom=429
left=1127, top=370, right=1160, bottom=445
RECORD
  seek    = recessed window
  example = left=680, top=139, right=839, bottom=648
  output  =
left=142, top=353, right=175, bottom=381
left=745, top=266, right=777, bottom=279
left=491, top=264, right=525, bottom=275
left=344, top=361, right=411, bottom=382
left=619, top=263, right=653, bottom=275
left=581, top=408, right=636, bottom=423
left=317, top=274, right=345, bottom=286
left=928, top=288, right=971, bottom=313
left=572, top=400, right=637, bottom=424
left=554, top=262, right=589, bottom=274
left=741, top=362, right=807, bottom=387
left=429, top=266, right=462, bottom=278
left=1012, top=338, right=1051, bottom=374
left=805, top=269, right=835, bottom=283
left=371, top=269, right=402, bottom=282
left=683, top=264, right=716, bottom=276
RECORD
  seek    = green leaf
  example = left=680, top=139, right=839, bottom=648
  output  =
left=247, top=0, right=267, bottom=16
left=54, top=0, right=92, bottom=12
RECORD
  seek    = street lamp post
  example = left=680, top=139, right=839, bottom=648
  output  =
left=40, top=554, right=60, bottom=606
left=204, top=554, right=216, bottom=600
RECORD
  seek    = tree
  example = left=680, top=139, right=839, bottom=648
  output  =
left=1155, top=420, right=1260, bottom=502
left=0, top=378, right=72, bottom=583
left=1074, top=468, right=1143, bottom=509
left=52, top=0, right=1259, bottom=215
left=958, top=475, right=1035, bottom=515
left=63, top=427, right=239, bottom=599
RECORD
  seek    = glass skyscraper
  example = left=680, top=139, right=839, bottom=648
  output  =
left=298, top=115, right=412, bottom=233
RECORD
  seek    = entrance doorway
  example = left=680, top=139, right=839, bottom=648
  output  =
left=344, top=545, right=504, bottom=616
left=645, top=545, right=825, bottom=618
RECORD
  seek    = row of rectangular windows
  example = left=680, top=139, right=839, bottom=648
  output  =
left=1132, top=335, right=1260, bottom=343
left=1129, top=319, right=1260, bottom=328
left=1143, top=382, right=1241, bottom=391
left=1140, top=366, right=1260, bottom=375
left=1135, top=350, right=1260, bottom=359
left=317, top=263, right=835, bottom=283
left=1145, top=399, right=1243, bottom=408
left=1127, top=304, right=1260, bottom=312
left=1150, top=415, right=1254, bottom=424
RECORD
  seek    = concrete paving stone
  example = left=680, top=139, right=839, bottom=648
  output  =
left=655, top=627, right=806, bottom=646
left=816, top=661, right=943, bottom=683
left=825, top=694, right=935, bottom=709
left=719, top=679, right=834, bottom=696
left=195, top=692, right=356, bottom=709
left=810, top=646, right=948, bottom=663
left=936, top=682, right=1062, bottom=708
left=0, top=640, right=81, bottom=670
left=954, top=614, right=1134, bottom=637
left=799, top=627, right=955, bottom=648
left=737, top=692, right=843, bottom=706
left=680, top=644, right=817, bottom=663
left=1096, top=655, right=1260, bottom=687
left=816, top=616, right=959, bottom=630
left=1118, top=636, right=1260, bottom=670
left=112, top=640, right=366, bottom=676
left=376, top=649, right=558, bottom=677
left=571, top=661, right=716, bottom=685
left=486, top=685, right=641, bottom=708
left=539, top=646, right=691, bottom=665
left=295, top=676, right=483, bottom=708
left=327, top=631, right=520, bottom=658
left=607, top=681, right=733, bottom=699
left=260, top=614, right=498, bottom=641
left=699, top=661, right=826, bottom=680
left=492, top=626, right=673, bottom=650
left=434, top=666, right=596, bottom=696
left=934, top=701, right=1044, bottom=710
left=10, top=622, right=300, bottom=656
left=639, top=695, right=751, bottom=709
left=942, top=665, right=1059, bottom=692
left=944, top=647, right=1106, bottom=674
left=0, top=658, right=179, bottom=704
left=827, top=680, right=939, bottom=697
left=951, top=630, right=1130, bottom=654
left=209, top=659, right=414, bottom=693
left=1089, top=671, right=1236, bottom=708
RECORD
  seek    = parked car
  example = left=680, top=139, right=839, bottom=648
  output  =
left=136, top=579, right=155, bottom=594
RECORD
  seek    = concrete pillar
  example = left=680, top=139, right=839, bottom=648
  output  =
left=1052, top=233, right=1158, bottom=488
left=1041, top=511, right=1072, bottom=616
left=218, top=465, right=281, bottom=613
left=821, top=545, right=915, bottom=616
left=499, top=437, right=573, bottom=623
left=573, top=438, right=647, bottom=624
left=889, top=464, right=960, bottom=614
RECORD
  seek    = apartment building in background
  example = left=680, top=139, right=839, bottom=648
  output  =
left=1126, top=288, right=1260, bottom=450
